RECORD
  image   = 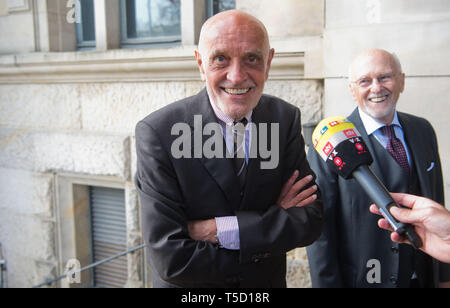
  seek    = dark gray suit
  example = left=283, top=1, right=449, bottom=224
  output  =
left=135, top=89, right=323, bottom=287
left=307, top=108, right=449, bottom=288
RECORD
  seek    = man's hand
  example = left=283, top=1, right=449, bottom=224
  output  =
left=276, top=170, right=318, bottom=210
left=369, top=192, right=450, bottom=264
left=188, top=219, right=217, bottom=244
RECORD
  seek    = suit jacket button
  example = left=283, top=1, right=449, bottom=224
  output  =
left=390, top=275, right=397, bottom=285
left=391, top=246, right=399, bottom=253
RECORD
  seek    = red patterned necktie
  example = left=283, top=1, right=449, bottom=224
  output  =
left=381, top=125, right=410, bottom=175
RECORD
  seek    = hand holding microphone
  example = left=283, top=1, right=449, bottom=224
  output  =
left=311, top=117, right=423, bottom=249
left=370, top=193, right=450, bottom=263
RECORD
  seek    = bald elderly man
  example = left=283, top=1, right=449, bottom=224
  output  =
left=307, top=49, right=450, bottom=288
left=135, top=10, right=323, bottom=288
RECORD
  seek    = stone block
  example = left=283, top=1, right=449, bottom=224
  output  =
left=0, top=168, right=53, bottom=217
left=0, top=129, right=131, bottom=179
left=324, top=20, right=450, bottom=77
left=0, top=212, right=56, bottom=262
left=286, top=248, right=311, bottom=288
left=0, top=84, right=81, bottom=130
left=0, top=1, right=7, bottom=16
left=326, top=0, right=450, bottom=29
left=238, top=0, right=324, bottom=38
left=0, top=205, right=57, bottom=287
left=265, top=80, right=323, bottom=124
left=323, top=78, right=355, bottom=118
left=79, top=81, right=204, bottom=134
left=0, top=11, right=35, bottom=54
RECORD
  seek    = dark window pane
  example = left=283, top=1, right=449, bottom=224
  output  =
left=206, top=0, right=235, bottom=18
left=124, top=0, right=181, bottom=40
left=80, top=0, right=96, bottom=41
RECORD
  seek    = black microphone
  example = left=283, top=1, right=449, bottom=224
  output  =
left=312, top=117, right=423, bottom=249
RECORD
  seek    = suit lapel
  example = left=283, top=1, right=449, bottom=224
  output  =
left=398, top=113, right=431, bottom=196
left=187, top=89, right=241, bottom=206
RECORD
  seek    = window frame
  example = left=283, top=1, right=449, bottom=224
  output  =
left=119, top=0, right=182, bottom=49
left=55, top=174, right=144, bottom=288
left=75, top=0, right=96, bottom=51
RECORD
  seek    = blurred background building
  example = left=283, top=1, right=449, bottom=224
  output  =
left=0, top=0, right=448, bottom=288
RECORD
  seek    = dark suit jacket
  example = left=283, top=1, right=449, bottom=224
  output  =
left=135, top=89, right=323, bottom=288
left=307, top=108, right=449, bottom=288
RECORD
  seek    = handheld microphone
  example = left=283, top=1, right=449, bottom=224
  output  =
left=312, top=117, right=423, bottom=249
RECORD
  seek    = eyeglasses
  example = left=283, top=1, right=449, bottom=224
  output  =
left=352, top=73, right=397, bottom=89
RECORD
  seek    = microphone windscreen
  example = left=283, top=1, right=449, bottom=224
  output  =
left=312, top=117, right=373, bottom=179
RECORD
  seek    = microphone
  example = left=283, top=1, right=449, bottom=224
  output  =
left=311, top=117, right=423, bottom=249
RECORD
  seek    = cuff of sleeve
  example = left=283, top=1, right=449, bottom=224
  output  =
left=215, top=216, right=240, bottom=250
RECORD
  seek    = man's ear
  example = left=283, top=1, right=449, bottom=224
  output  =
left=195, top=50, right=206, bottom=82
left=349, top=83, right=357, bottom=102
left=399, top=72, right=405, bottom=93
left=265, top=48, right=275, bottom=80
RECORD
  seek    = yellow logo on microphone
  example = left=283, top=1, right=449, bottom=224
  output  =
left=312, top=117, right=361, bottom=161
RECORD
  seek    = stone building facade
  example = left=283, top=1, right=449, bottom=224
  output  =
left=0, top=0, right=449, bottom=288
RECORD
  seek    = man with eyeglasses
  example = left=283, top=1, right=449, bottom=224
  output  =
left=306, top=49, right=450, bottom=288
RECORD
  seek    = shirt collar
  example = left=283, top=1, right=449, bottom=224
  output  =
left=358, top=107, right=402, bottom=135
left=208, top=94, right=252, bottom=126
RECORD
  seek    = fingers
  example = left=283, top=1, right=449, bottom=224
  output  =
left=390, top=232, right=407, bottom=244
left=291, top=184, right=318, bottom=207
left=283, top=174, right=314, bottom=202
left=389, top=206, right=421, bottom=224
left=369, top=204, right=381, bottom=215
left=376, top=218, right=408, bottom=245
left=377, top=218, right=392, bottom=231
left=295, top=193, right=318, bottom=208
left=390, top=193, right=415, bottom=209
left=277, top=170, right=299, bottom=203
left=370, top=202, right=417, bottom=225
left=277, top=172, right=317, bottom=209
left=291, top=174, right=314, bottom=193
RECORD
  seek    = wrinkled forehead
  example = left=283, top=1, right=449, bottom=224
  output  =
left=200, top=14, right=270, bottom=55
left=352, top=52, right=400, bottom=78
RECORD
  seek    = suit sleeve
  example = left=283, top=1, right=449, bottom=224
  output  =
left=236, top=107, right=324, bottom=264
left=135, top=120, right=243, bottom=287
left=306, top=144, right=345, bottom=287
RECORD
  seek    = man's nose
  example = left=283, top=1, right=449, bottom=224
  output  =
left=370, top=78, right=382, bottom=92
left=227, top=60, right=247, bottom=85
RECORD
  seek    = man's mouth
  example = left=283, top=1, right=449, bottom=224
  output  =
left=222, top=88, right=251, bottom=95
left=368, top=95, right=389, bottom=103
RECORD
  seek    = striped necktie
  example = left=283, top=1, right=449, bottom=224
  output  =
left=381, top=125, right=410, bottom=175
left=232, top=118, right=248, bottom=190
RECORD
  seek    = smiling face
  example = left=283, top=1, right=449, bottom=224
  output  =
left=349, top=49, right=405, bottom=124
left=195, top=11, right=274, bottom=120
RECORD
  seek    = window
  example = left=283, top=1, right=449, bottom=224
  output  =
left=206, top=0, right=235, bottom=18
left=120, top=0, right=181, bottom=48
left=89, top=186, right=127, bottom=288
left=75, top=0, right=96, bottom=51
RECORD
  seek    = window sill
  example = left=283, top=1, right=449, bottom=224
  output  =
left=0, top=41, right=306, bottom=84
